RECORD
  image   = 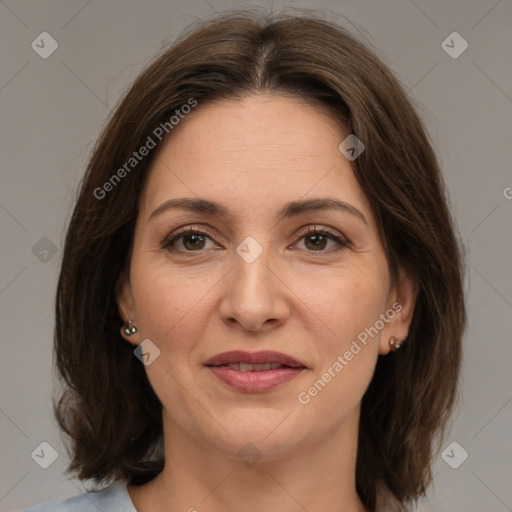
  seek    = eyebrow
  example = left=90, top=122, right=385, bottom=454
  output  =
left=148, top=197, right=368, bottom=225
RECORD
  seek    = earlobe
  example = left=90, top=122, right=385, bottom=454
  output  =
left=388, top=335, right=401, bottom=352
left=379, top=266, right=418, bottom=355
left=116, top=271, right=140, bottom=345
left=119, top=320, right=140, bottom=346
left=122, top=320, right=138, bottom=337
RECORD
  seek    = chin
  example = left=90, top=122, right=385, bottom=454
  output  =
left=199, top=412, right=310, bottom=462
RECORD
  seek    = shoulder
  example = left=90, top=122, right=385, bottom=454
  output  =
left=19, top=481, right=137, bottom=512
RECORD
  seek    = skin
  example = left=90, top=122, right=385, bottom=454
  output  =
left=117, top=94, right=417, bottom=512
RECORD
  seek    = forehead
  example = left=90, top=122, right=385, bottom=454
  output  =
left=140, top=94, right=373, bottom=226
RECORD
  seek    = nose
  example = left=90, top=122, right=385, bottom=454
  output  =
left=219, top=239, right=290, bottom=333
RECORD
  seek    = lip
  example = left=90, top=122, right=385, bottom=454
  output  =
left=204, top=350, right=307, bottom=393
left=203, top=350, right=306, bottom=367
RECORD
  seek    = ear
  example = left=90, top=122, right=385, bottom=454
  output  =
left=379, top=265, right=418, bottom=355
left=116, top=270, right=140, bottom=346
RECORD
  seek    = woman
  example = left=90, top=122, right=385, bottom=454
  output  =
left=21, top=10, right=466, bottom=512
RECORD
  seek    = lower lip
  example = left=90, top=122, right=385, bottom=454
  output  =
left=206, top=366, right=305, bottom=392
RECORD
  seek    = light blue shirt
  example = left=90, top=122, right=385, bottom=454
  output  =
left=19, top=481, right=137, bottom=511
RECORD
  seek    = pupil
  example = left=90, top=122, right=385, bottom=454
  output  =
left=184, top=234, right=204, bottom=250
left=306, top=234, right=326, bottom=250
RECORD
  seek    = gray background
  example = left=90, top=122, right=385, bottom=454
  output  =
left=1, top=0, right=511, bottom=511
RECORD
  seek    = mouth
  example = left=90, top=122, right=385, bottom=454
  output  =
left=203, top=350, right=307, bottom=392
left=214, top=362, right=300, bottom=371
left=203, top=350, right=307, bottom=368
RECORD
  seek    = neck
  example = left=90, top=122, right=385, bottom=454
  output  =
left=128, top=407, right=368, bottom=512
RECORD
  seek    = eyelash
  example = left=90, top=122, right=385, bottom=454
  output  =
left=161, top=225, right=348, bottom=255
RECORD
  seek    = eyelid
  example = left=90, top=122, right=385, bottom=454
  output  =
left=160, top=225, right=218, bottom=248
left=294, top=225, right=350, bottom=250
left=161, top=224, right=350, bottom=253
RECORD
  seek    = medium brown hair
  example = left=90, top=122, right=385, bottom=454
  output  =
left=54, top=10, right=466, bottom=511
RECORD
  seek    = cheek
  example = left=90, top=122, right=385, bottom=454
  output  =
left=293, top=267, right=386, bottom=406
left=129, top=265, right=216, bottom=414
left=297, top=278, right=382, bottom=426
left=130, top=261, right=221, bottom=352
left=298, top=266, right=388, bottom=348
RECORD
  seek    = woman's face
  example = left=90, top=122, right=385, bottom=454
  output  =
left=118, top=94, right=415, bottom=462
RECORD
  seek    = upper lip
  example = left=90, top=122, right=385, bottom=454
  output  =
left=203, top=350, right=307, bottom=368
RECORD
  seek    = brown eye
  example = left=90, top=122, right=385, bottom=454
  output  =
left=304, top=232, right=328, bottom=250
left=162, top=227, right=217, bottom=252
left=296, top=227, right=347, bottom=252
left=180, top=232, right=207, bottom=250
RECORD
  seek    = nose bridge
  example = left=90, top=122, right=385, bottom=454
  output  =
left=220, top=234, right=287, bottom=330
left=233, top=234, right=274, bottom=301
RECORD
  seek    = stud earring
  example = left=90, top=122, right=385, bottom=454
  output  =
left=123, top=320, right=138, bottom=336
left=389, top=336, right=401, bottom=352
